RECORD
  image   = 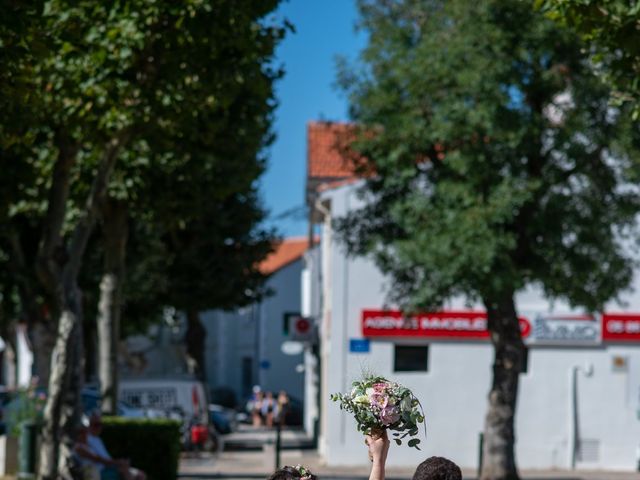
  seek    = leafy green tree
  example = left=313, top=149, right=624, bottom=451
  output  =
left=0, top=0, right=51, bottom=372
left=337, top=1, right=639, bottom=478
left=95, top=147, right=275, bottom=393
left=1, top=1, right=287, bottom=477
left=91, top=0, right=285, bottom=401
left=539, top=0, right=640, bottom=117
left=165, top=189, right=274, bottom=380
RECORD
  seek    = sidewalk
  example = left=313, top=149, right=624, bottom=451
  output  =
left=179, top=448, right=640, bottom=480
left=222, top=425, right=314, bottom=451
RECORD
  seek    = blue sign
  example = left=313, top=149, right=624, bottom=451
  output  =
left=349, top=338, right=370, bottom=353
left=259, top=360, right=271, bottom=370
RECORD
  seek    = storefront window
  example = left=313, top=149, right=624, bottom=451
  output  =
left=394, top=345, right=429, bottom=372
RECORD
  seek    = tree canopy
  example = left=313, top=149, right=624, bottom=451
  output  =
left=1, top=0, right=287, bottom=350
left=539, top=0, right=640, bottom=117
left=339, top=0, right=639, bottom=313
left=337, top=1, right=640, bottom=478
left=1, top=0, right=288, bottom=476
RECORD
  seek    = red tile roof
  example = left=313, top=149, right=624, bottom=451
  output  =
left=307, top=122, right=360, bottom=180
left=259, top=237, right=311, bottom=275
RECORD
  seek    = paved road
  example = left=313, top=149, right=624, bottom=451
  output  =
left=178, top=426, right=639, bottom=480
left=179, top=448, right=640, bottom=480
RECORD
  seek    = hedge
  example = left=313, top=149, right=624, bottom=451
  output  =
left=100, top=417, right=181, bottom=480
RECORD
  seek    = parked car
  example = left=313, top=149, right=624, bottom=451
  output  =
left=81, top=388, right=157, bottom=417
left=118, top=378, right=214, bottom=451
left=118, top=378, right=208, bottom=425
left=0, top=385, right=159, bottom=437
left=209, top=387, right=238, bottom=409
left=208, top=404, right=237, bottom=434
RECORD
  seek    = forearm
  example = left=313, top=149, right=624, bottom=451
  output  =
left=93, top=455, right=119, bottom=467
left=76, top=449, right=118, bottom=467
left=369, top=459, right=385, bottom=480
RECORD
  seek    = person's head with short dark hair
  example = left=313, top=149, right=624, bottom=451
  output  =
left=267, top=465, right=317, bottom=480
left=412, top=456, right=462, bottom=480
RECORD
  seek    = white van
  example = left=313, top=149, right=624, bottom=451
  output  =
left=118, top=378, right=209, bottom=426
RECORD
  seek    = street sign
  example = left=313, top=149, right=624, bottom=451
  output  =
left=362, top=309, right=531, bottom=340
left=603, top=313, right=640, bottom=342
left=259, top=360, right=271, bottom=370
left=349, top=338, right=370, bottom=353
left=288, top=315, right=315, bottom=342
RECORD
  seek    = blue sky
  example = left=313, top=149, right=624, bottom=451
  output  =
left=261, top=0, right=366, bottom=238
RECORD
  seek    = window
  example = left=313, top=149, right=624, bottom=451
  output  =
left=394, top=345, right=429, bottom=372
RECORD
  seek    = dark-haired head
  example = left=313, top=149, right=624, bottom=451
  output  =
left=412, top=456, right=461, bottom=480
left=267, top=465, right=317, bottom=480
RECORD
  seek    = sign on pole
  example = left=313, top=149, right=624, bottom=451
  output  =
left=288, top=314, right=315, bottom=343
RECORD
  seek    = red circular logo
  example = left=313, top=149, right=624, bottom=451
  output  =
left=519, top=317, right=531, bottom=338
left=296, top=318, right=310, bottom=334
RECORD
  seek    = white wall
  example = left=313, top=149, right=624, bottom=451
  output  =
left=259, top=259, right=305, bottom=401
left=203, top=258, right=305, bottom=405
left=317, top=183, right=640, bottom=472
left=202, top=307, right=257, bottom=401
left=304, top=248, right=322, bottom=436
left=517, top=346, right=640, bottom=470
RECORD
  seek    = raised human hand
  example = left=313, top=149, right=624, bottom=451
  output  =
left=365, top=430, right=390, bottom=464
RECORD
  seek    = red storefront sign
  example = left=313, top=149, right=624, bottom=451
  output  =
left=362, top=310, right=531, bottom=339
left=602, top=314, right=640, bottom=341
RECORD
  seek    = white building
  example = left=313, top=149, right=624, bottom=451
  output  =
left=202, top=238, right=311, bottom=406
left=304, top=121, right=640, bottom=472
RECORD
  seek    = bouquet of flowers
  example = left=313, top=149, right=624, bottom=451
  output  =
left=330, top=375, right=425, bottom=449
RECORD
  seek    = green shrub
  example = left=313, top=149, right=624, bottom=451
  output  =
left=100, top=417, right=181, bottom=480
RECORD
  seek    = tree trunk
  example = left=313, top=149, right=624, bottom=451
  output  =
left=97, top=199, right=128, bottom=415
left=480, top=292, right=524, bottom=480
left=38, top=278, right=85, bottom=480
left=36, top=132, right=78, bottom=302
left=38, top=132, right=129, bottom=480
left=185, top=309, right=206, bottom=380
left=30, top=321, right=57, bottom=385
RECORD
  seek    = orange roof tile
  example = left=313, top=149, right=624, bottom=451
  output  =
left=307, top=122, right=360, bottom=180
left=259, top=237, right=311, bottom=275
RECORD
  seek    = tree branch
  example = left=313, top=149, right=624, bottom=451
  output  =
left=65, top=130, right=131, bottom=281
left=7, top=229, right=41, bottom=324
left=36, top=131, right=78, bottom=296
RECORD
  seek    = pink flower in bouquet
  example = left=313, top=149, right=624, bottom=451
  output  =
left=380, top=406, right=400, bottom=426
left=373, top=382, right=387, bottom=392
left=369, top=392, right=388, bottom=409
